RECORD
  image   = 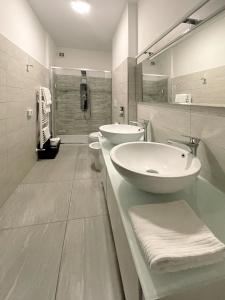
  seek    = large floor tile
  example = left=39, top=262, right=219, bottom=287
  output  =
left=0, top=222, right=66, bottom=300
left=69, top=179, right=106, bottom=219
left=23, top=158, right=75, bottom=183
left=0, top=182, right=72, bottom=229
left=55, top=144, right=79, bottom=161
left=74, top=159, right=97, bottom=180
left=76, top=144, right=90, bottom=160
left=56, top=217, right=123, bottom=300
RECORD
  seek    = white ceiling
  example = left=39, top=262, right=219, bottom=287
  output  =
left=28, top=0, right=129, bottom=51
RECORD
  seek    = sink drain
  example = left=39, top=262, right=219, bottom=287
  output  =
left=146, top=169, right=159, bottom=174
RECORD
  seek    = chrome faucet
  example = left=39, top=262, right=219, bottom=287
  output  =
left=168, top=135, right=201, bottom=156
left=129, top=120, right=149, bottom=141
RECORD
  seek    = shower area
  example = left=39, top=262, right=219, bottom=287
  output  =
left=51, top=67, right=112, bottom=143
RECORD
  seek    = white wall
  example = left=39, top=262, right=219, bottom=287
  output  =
left=112, top=5, right=129, bottom=70
left=128, top=3, right=138, bottom=59
left=45, top=35, right=56, bottom=69
left=142, top=49, right=172, bottom=75
left=138, top=0, right=203, bottom=54
left=0, top=0, right=55, bottom=68
left=55, top=47, right=111, bottom=71
left=112, top=3, right=138, bottom=70
left=172, top=11, right=225, bottom=77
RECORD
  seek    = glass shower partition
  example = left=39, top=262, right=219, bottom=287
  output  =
left=51, top=67, right=112, bottom=143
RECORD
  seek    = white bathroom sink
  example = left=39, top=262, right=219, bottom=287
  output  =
left=110, top=142, right=201, bottom=194
left=99, top=124, right=144, bottom=145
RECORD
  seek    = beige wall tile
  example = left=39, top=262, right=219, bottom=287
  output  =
left=54, top=74, right=111, bottom=135
left=112, top=57, right=137, bottom=124
left=0, top=33, right=49, bottom=207
left=172, top=65, right=225, bottom=105
left=138, top=102, right=225, bottom=193
left=0, top=102, right=7, bottom=119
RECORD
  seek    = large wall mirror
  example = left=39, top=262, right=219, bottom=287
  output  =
left=136, top=1, right=225, bottom=107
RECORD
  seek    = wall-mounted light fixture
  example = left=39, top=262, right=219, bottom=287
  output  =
left=71, top=0, right=90, bottom=14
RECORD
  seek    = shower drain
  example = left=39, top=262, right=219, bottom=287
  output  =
left=146, top=169, right=159, bottom=174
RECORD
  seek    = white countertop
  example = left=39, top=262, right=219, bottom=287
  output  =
left=100, top=137, right=225, bottom=300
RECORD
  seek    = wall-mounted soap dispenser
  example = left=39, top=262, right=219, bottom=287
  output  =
left=119, top=106, right=124, bottom=117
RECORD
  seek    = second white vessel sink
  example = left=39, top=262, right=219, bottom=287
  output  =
left=99, top=124, right=144, bottom=145
left=110, top=142, right=201, bottom=194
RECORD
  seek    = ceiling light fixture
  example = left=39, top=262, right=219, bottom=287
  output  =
left=71, top=0, right=90, bottom=14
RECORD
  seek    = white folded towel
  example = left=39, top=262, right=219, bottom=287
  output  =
left=41, top=87, right=52, bottom=105
left=42, top=101, right=51, bottom=114
left=41, top=87, right=52, bottom=114
left=129, top=200, right=225, bottom=273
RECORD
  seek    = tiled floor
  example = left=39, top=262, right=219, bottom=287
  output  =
left=0, top=144, right=124, bottom=300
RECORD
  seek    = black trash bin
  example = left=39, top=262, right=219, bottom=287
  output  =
left=37, top=139, right=60, bottom=159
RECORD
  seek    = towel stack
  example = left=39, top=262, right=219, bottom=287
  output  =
left=129, top=200, right=225, bottom=273
left=41, top=87, right=52, bottom=114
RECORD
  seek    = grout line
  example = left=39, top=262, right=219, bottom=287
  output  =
left=0, top=202, right=108, bottom=232
left=53, top=171, right=75, bottom=300
left=53, top=220, right=69, bottom=300
left=21, top=179, right=74, bottom=185
left=67, top=213, right=108, bottom=222
left=19, top=180, right=73, bottom=186
left=0, top=219, right=67, bottom=232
